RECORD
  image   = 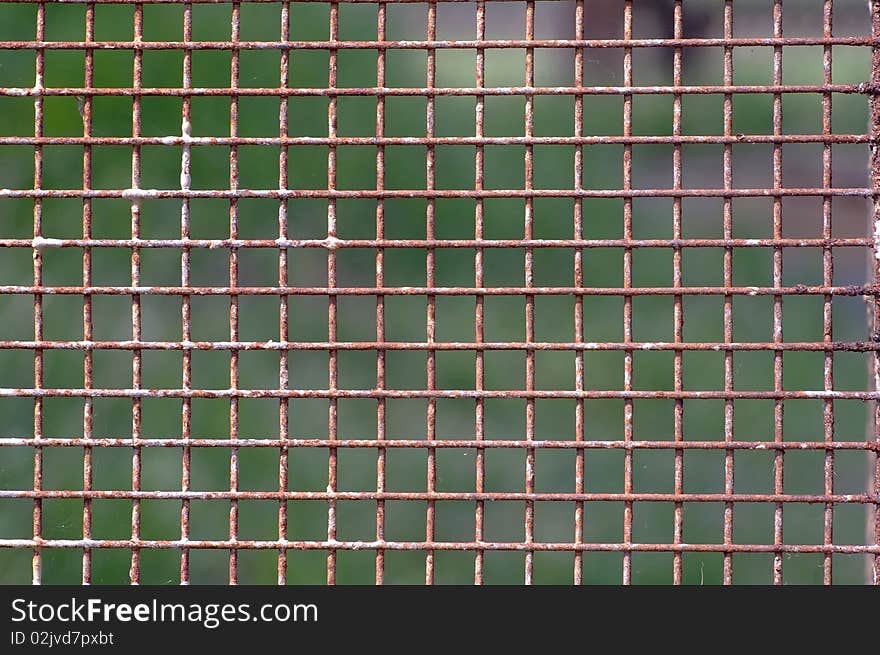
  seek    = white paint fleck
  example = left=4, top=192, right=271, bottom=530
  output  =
left=31, top=237, right=64, bottom=249
left=180, top=117, right=192, bottom=191
left=874, top=216, right=880, bottom=260
left=123, top=188, right=162, bottom=199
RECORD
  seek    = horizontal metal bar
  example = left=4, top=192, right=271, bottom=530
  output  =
left=0, top=490, right=875, bottom=504
left=0, top=37, right=876, bottom=51
left=0, top=83, right=871, bottom=97
left=0, top=437, right=877, bottom=451
left=3, top=238, right=873, bottom=250
left=0, top=340, right=877, bottom=352
left=0, top=188, right=872, bottom=200
left=0, top=135, right=871, bottom=147
left=0, top=388, right=876, bottom=400
left=0, top=540, right=876, bottom=555
left=0, top=0, right=572, bottom=4
left=0, top=284, right=872, bottom=296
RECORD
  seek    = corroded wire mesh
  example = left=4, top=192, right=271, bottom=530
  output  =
left=0, top=0, right=878, bottom=585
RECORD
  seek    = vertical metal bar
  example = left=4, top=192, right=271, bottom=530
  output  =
left=622, top=0, right=634, bottom=586
left=671, top=0, right=684, bottom=586
left=722, top=0, right=735, bottom=586
left=31, top=0, right=45, bottom=587
left=870, top=0, right=880, bottom=587
left=179, top=1, right=193, bottom=586
left=228, top=0, right=241, bottom=586
left=375, top=0, right=387, bottom=586
left=821, top=0, right=835, bottom=586
left=277, top=0, right=290, bottom=587
left=572, top=0, right=585, bottom=586
left=81, top=1, right=96, bottom=586
left=425, top=0, right=437, bottom=585
left=129, top=0, right=144, bottom=586
left=523, top=0, right=536, bottom=586
left=772, top=0, right=785, bottom=586
left=326, top=0, right=339, bottom=586
left=473, top=0, right=486, bottom=586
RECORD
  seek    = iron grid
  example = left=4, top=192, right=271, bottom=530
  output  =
left=0, top=0, right=878, bottom=584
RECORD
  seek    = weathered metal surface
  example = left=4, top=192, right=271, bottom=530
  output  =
left=1, top=0, right=878, bottom=586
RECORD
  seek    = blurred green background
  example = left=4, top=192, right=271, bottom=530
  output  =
left=0, top=0, right=876, bottom=584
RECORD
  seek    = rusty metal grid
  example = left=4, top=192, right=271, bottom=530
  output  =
left=0, top=0, right=878, bottom=585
